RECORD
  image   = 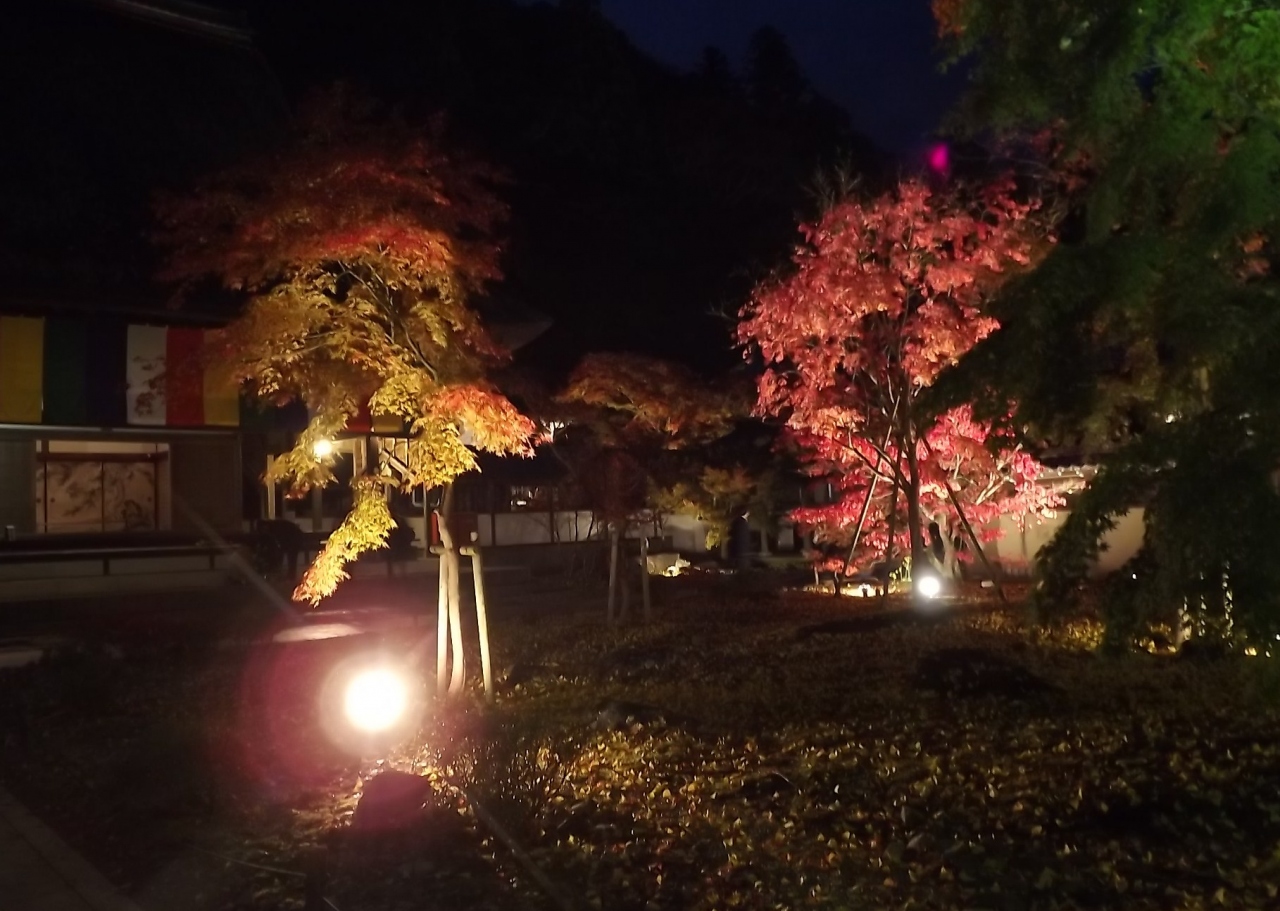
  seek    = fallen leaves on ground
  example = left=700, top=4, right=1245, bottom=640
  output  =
left=2, top=583, right=1280, bottom=911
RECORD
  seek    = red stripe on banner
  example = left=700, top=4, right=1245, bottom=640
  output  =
left=165, top=327, right=205, bottom=426
left=346, top=399, right=373, bottom=433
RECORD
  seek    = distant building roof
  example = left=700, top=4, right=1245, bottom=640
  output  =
left=0, top=0, right=553, bottom=345
left=0, top=0, right=288, bottom=299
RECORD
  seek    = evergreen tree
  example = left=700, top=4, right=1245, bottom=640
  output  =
left=697, top=46, right=738, bottom=96
left=935, top=0, right=1280, bottom=646
left=746, top=26, right=808, bottom=109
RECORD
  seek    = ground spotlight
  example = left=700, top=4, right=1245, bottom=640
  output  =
left=916, top=575, right=942, bottom=599
left=344, top=667, right=410, bottom=733
left=318, top=652, right=423, bottom=753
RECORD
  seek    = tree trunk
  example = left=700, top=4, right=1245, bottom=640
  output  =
left=901, top=427, right=930, bottom=586
left=434, top=483, right=455, bottom=695
left=920, top=434, right=1007, bottom=603
left=937, top=518, right=958, bottom=579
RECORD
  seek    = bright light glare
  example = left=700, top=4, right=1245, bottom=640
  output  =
left=344, top=669, right=408, bottom=733
left=916, top=575, right=942, bottom=599
left=312, top=438, right=335, bottom=459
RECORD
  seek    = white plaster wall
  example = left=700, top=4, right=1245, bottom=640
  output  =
left=989, top=508, right=1146, bottom=577
left=661, top=514, right=714, bottom=552
left=481, top=510, right=600, bottom=546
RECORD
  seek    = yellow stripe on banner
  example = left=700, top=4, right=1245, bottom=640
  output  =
left=0, top=316, right=45, bottom=423
left=372, top=411, right=402, bottom=434
left=202, top=332, right=240, bottom=427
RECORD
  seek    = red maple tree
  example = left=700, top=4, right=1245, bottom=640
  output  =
left=738, top=179, right=1060, bottom=584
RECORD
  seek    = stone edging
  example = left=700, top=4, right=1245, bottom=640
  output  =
left=0, top=785, right=143, bottom=911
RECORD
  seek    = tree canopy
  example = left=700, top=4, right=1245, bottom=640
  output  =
left=935, top=0, right=1280, bottom=642
left=739, top=179, right=1059, bottom=581
left=156, top=89, right=533, bottom=602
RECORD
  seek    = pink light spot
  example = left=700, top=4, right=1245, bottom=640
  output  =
left=928, top=144, right=950, bottom=173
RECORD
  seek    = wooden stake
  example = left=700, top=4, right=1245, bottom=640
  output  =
left=447, top=549, right=465, bottom=694
left=620, top=535, right=631, bottom=623
left=640, top=533, right=652, bottom=622
left=435, top=545, right=448, bottom=695
left=463, top=544, right=494, bottom=701
left=435, top=483, right=466, bottom=694
left=881, top=483, right=901, bottom=606
left=607, top=524, right=619, bottom=625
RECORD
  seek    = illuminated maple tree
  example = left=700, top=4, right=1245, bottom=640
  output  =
left=739, top=179, right=1060, bottom=583
left=557, top=353, right=742, bottom=621
left=156, top=88, right=533, bottom=603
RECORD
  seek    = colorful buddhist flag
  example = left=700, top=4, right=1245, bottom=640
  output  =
left=0, top=316, right=242, bottom=428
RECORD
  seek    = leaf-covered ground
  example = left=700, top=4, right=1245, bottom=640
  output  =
left=2, top=575, right=1280, bottom=910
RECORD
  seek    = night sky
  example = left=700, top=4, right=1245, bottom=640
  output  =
left=595, top=0, right=964, bottom=154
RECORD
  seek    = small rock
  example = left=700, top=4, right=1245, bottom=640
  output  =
left=501, top=661, right=549, bottom=689
left=594, top=699, right=670, bottom=731
left=351, top=771, right=437, bottom=832
left=1176, top=639, right=1230, bottom=662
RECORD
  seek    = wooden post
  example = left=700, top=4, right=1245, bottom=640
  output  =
left=881, top=483, right=901, bottom=605
left=446, top=549, right=465, bottom=694
left=640, top=533, right=652, bottom=622
left=607, top=524, right=619, bottom=625
left=434, top=482, right=467, bottom=694
left=435, top=544, right=449, bottom=694
left=463, top=542, right=494, bottom=701
left=620, top=527, right=632, bottom=623
left=836, top=475, right=879, bottom=597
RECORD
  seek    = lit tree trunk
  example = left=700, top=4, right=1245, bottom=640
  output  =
left=921, top=436, right=1007, bottom=603
left=900, top=423, right=930, bottom=585
left=935, top=516, right=959, bottom=579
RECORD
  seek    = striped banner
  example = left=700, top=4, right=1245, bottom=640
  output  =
left=0, top=315, right=405, bottom=435
left=0, top=316, right=240, bottom=428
